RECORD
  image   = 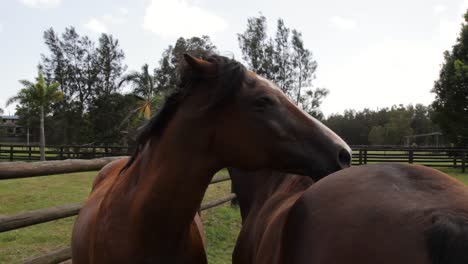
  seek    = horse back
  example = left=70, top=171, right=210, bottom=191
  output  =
left=281, top=164, right=468, bottom=264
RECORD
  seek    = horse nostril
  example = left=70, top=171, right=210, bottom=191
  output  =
left=338, top=148, right=352, bottom=168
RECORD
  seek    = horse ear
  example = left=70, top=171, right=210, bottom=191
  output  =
left=183, top=54, right=216, bottom=76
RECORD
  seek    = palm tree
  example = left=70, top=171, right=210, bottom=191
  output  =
left=119, top=64, right=159, bottom=119
left=7, top=71, right=63, bottom=161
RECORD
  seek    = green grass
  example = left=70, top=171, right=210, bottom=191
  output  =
left=0, top=171, right=239, bottom=264
left=438, top=167, right=468, bottom=185
left=203, top=207, right=240, bottom=263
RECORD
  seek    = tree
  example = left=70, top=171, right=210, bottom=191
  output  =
left=368, top=125, right=386, bottom=145
left=273, top=19, right=293, bottom=93
left=40, top=27, right=127, bottom=144
left=7, top=71, right=63, bottom=160
left=95, top=34, right=126, bottom=97
left=87, top=93, right=138, bottom=144
left=120, top=64, right=158, bottom=119
left=432, top=10, right=468, bottom=147
left=154, top=36, right=217, bottom=93
left=298, top=89, right=329, bottom=119
left=383, top=106, right=414, bottom=145
left=238, top=15, right=275, bottom=79
left=238, top=15, right=327, bottom=116
left=324, top=105, right=439, bottom=146
left=154, top=46, right=176, bottom=92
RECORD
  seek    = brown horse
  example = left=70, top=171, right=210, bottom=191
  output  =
left=230, top=164, right=468, bottom=264
left=71, top=53, right=351, bottom=264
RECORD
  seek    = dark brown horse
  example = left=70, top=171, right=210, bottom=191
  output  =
left=230, top=164, right=468, bottom=264
left=71, top=53, right=351, bottom=264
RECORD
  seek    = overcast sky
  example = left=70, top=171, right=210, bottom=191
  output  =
left=1, top=0, right=467, bottom=116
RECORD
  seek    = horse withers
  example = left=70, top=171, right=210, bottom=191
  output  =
left=71, top=53, right=351, bottom=264
left=230, top=164, right=468, bottom=264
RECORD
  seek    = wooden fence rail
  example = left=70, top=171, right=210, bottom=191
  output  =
left=0, top=203, right=83, bottom=232
left=352, top=147, right=467, bottom=172
left=22, top=247, right=71, bottom=264
left=0, top=157, right=125, bottom=180
left=0, top=144, right=130, bottom=162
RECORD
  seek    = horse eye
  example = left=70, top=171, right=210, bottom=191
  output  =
left=253, top=96, right=275, bottom=110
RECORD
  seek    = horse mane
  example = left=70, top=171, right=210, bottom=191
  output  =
left=121, top=52, right=247, bottom=172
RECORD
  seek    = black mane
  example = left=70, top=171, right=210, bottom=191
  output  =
left=121, top=53, right=247, bottom=172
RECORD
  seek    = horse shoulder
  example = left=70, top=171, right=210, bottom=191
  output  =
left=91, top=158, right=129, bottom=192
left=254, top=192, right=304, bottom=264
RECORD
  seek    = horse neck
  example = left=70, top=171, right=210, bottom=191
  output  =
left=229, top=169, right=289, bottom=222
left=124, top=116, right=220, bottom=243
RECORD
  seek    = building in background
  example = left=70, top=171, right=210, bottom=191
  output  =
left=0, top=115, right=26, bottom=143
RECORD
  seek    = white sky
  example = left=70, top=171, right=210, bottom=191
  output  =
left=1, top=0, right=467, bottom=116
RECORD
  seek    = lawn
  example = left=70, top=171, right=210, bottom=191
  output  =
left=439, top=167, right=468, bottom=185
left=0, top=171, right=240, bottom=264
left=0, top=166, right=466, bottom=264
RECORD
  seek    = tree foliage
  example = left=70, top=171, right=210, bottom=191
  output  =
left=38, top=27, right=126, bottom=144
left=120, top=64, right=158, bottom=119
left=154, top=36, right=217, bottom=93
left=324, top=104, right=438, bottom=146
left=238, top=15, right=327, bottom=117
left=432, top=10, right=468, bottom=147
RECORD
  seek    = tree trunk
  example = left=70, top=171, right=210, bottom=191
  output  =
left=40, top=105, right=46, bottom=161
left=296, top=66, right=303, bottom=105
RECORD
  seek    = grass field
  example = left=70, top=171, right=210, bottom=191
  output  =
left=0, top=167, right=467, bottom=264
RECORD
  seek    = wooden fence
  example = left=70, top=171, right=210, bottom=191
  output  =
left=0, top=144, right=130, bottom=161
left=352, top=146, right=467, bottom=172
left=2, top=144, right=467, bottom=172
left=0, top=158, right=235, bottom=264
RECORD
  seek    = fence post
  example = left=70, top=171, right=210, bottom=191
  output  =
left=230, top=179, right=238, bottom=207
left=10, top=146, right=14, bottom=161
left=28, top=146, right=32, bottom=161
left=408, top=150, right=414, bottom=164
left=462, top=151, right=466, bottom=173
left=92, top=146, right=96, bottom=159
left=364, top=148, right=368, bottom=165
left=358, top=150, right=362, bottom=165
